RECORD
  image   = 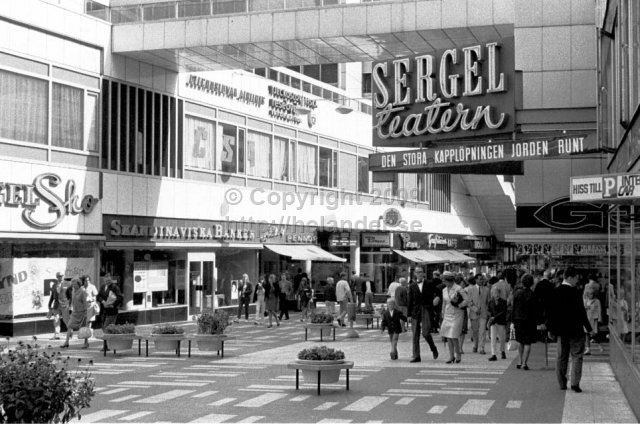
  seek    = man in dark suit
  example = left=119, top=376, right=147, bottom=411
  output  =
left=407, top=266, right=440, bottom=362
left=548, top=266, right=594, bottom=393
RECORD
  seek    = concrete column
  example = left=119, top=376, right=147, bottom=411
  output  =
left=350, top=245, right=360, bottom=275
left=123, top=250, right=134, bottom=311
left=304, top=260, right=312, bottom=276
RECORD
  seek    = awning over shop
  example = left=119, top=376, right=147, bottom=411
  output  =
left=393, top=249, right=448, bottom=264
left=265, top=244, right=346, bottom=262
left=446, top=250, right=476, bottom=262
left=424, top=250, right=476, bottom=263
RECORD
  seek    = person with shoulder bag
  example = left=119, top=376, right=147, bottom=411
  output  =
left=101, top=279, right=123, bottom=329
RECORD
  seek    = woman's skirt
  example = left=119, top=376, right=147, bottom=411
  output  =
left=67, top=310, right=87, bottom=331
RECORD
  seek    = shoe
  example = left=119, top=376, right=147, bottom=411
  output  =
left=284, top=318, right=290, bottom=321
left=432, top=349, right=439, bottom=360
left=516, top=364, right=522, bottom=369
left=460, top=350, right=465, bottom=355
left=254, top=322, right=258, bottom=325
left=445, top=359, right=454, bottom=364
left=571, top=385, right=582, bottom=393
left=523, top=364, right=529, bottom=370
left=277, top=322, right=280, bottom=327
left=455, top=358, right=461, bottom=363
left=479, top=350, right=486, bottom=355
left=472, top=347, right=478, bottom=353
left=488, top=355, right=497, bottom=361
left=61, top=343, right=69, bottom=348
left=501, top=351, right=507, bottom=359
left=584, top=349, right=591, bottom=356
left=267, top=325, right=272, bottom=328
left=50, top=335, right=60, bottom=340
left=409, top=357, right=421, bottom=363
left=81, top=345, right=89, bottom=349
left=337, top=319, right=342, bottom=326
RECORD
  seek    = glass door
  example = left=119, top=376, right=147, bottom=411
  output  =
left=188, top=252, right=216, bottom=316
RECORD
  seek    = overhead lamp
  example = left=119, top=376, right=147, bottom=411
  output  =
left=295, top=105, right=312, bottom=115
left=296, top=101, right=355, bottom=115
left=335, top=104, right=354, bottom=114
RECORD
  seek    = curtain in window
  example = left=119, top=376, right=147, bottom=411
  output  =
left=246, top=131, right=271, bottom=178
left=0, top=70, right=48, bottom=144
left=185, top=115, right=215, bottom=170
left=85, top=93, right=98, bottom=151
left=52, top=83, right=83, bottom=150
left=339, top=152, right=357, bottom=192
left=297, top=143, right=317, bottom=184
left=273, top=136, right=289, bottom=181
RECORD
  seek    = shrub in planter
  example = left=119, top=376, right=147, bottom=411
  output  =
left=103, top=323, right=136, bottom=334
left=195, top=311, right=230, bottom=335
left=0, top=338, right=95, bottom=423
left=297, top=345, right=345, bottom=361
left=151, top=324, right=185, bottom=335
left=310, top=312, right=334, bottom=324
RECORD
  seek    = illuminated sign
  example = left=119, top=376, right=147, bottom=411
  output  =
left=372, top=38, right=515, bottom=147
left=0, top=173, right=99, bottom=229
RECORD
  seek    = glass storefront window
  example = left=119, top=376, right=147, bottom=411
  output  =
left=611, top=206, right=639, bottom=364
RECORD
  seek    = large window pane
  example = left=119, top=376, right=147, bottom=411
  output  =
left=339, top=152, right=357, bottom=192
left=297, top=143, right=317, bottom=185
left=217, top=123, right=238, bottom=173
left=52, top=83, right=83, bottom=150
left=273, top=136, right=290, bottom=181
left=185, top=115, right=215, bottom=170
left=319, top=146, right=332, bottom=187
left=246, top=131, right=271, bottom=178
left=357, top=156, right=370, bottom=193
left=0, top=70, right=48, bottom=144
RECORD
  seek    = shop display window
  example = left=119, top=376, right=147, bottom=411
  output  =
left=185, top=115, right=216, bottom=170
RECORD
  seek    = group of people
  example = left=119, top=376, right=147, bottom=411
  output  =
left=379, top=266, right=600, bottom=393
left=48, top=272, right=123, bottom=348
left=236, top=272, right=293, bottom=327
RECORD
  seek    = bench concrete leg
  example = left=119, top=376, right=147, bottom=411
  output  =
left=346, top=368, right=350, bottom=391
left=145, top=340, right=149, bottom=357
left=103, top=340, right=107, bottom=357
left=138, top=339, right=141, bottom=356
left=320, top=329, right=323, bottom=342
left=188, top=340, right=191, bottom=358
left=295, top=369, right=299, bottom=390
left=333, top=328, right=335, bottom=341
left=305, top=328, right=308, bottom=341
left=317, top=370, right=321, bottom=395
left=177, top=340, right=181, bottom=357
left=221, top=341, right=224, bottom=358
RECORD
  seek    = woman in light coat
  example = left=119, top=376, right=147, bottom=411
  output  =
left=440, top=271, right=469, bottom=363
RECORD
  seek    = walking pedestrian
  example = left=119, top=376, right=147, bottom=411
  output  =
left=265, top=273, right=280, bottom=328
left=584, top=289, right=602, bottom=355
left=511, top=273, right=537, bottom=370
left=253, top=276, right=266, bottom=325
left=465, top=276, right=481, bottom=353
left=278, top=273, right=291, bottom=320
left=48, top=271, right=65, bottom=340
left=440, top=271, right=468, bottom=364
left=61, top=278, right=89, bottom=349
left=237, top=274, right=253, bottom=322
left=407, top=267, right=440, bottom=362
left=394, top=277, right=409, bottom=331
left=336, top=272, right=352, bottom=326
left=548, top=267, right=595, bottom=393
left=324, top=277, right=337, bottom=315
left=298, top=277, right=312, bottom=322
left=487, top=284, right=508, bottom=361
left=476, top=274, right=490, bottom=354
left=82, top=275, right=99, bottom=338
left=381, top=298, right=407, bottom=360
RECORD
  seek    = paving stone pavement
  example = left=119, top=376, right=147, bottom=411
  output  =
left=4, top=311, right=638, bottom=423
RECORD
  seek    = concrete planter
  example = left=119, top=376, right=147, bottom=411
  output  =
left=100, top=333, right=136, bottom=351
left=296, top=360, right=344, bottom=384
left=150, top=334, right=184, bottom=351
left=193, top=334, right=227, bottom=351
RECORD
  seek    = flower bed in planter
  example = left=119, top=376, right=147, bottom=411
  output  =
left=296, top=346, right=346, bottom=384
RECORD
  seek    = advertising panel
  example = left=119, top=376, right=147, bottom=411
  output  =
left=0, top=257, right=94, bottom=317
left=571, top=173, right=640, bottom=202
left=371, top=38, right=515, bottom=148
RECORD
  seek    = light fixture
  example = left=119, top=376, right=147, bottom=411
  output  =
left=335, top=104, right=354, bottom=114
left=295, top=105, right=312, bottom=115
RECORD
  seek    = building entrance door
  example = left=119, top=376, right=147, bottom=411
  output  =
left=188, top=252, right=216, bottom=316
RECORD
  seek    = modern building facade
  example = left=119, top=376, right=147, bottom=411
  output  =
left=0, top=0, right=499, bottom=336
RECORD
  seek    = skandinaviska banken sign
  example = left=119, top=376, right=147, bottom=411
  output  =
left=372, top=38, right=515, bottom=148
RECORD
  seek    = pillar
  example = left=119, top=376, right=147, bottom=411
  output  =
left=350, top=245, right=360, bottom=275
left=123, top=250, right=134, bottom=311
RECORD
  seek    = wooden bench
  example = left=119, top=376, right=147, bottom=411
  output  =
left=355, top=314, right=380, bottom=329
left=287, top=361, right=355, bottom=395
left=304, top=323, right=336, bottom=341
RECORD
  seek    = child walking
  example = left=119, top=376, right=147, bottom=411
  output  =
left=381, top=298, right=407, bottom=360
left=584, top=290, right=602, bottom=354
left=487, top=286, right=508, bottom=361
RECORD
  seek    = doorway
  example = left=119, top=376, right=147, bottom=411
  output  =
left=188, top=252, right=216, bottom=316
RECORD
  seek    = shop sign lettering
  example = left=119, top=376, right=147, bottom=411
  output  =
left=400, top=233, right=420, bottom=249
left=268, top=85, right=317, bottom=125
left=286, top=233, right=317, bottom=243
left=0, top=173, right=98, bottom=229
left=186, top=75, right=265, bottom=108
left=372, top=38, right=515, bottom=147
left=516, top=243, right=613, bottom=257
left=427, top=234, right=458, bottom=249
left=110, top=220, right=256, bottom=241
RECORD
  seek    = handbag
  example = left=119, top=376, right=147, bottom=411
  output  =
left=450, top=290, right=463, bottom=308
left=507, top=324, right=519, bottom=351
left=104, top=290, right=117, bottom=307
left=78, top=326, right=92, bottom=339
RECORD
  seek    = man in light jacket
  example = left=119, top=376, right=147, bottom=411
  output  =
left=336, top=272, right=352, bottom=327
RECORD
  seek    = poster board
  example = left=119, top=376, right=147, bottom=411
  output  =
left=133, top=261, right=169, bottom=293
left=0, top=257, right=94, bottom=317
